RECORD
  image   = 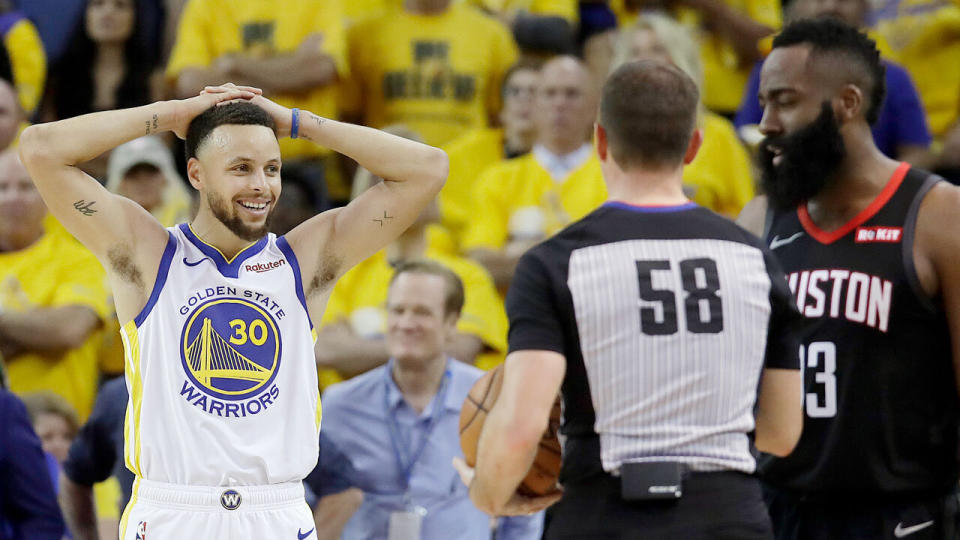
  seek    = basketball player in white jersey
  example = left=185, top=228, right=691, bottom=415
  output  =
left=17, top=84, right=448, bottom=538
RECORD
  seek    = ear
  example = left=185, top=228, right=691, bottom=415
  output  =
left=683, top=128, right=703, bottom=165
left=595, top=123, right=608, bottom=162
left=444, top=312, right=460, bottom=336
left=186, top=157, right=203, bottom=191
left=836, top=83, right=864, bottom=123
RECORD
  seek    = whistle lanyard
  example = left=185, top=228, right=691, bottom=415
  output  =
left=384, top=366, right=452, bottom=495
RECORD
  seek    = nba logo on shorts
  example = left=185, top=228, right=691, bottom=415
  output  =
left=135, top=521, right=147, bottom=540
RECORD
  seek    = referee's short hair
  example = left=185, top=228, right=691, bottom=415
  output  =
left=599, top=60, right=699, bottom=170
left=389, top=259, right=465, bottom=317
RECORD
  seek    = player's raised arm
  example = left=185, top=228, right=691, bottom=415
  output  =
left=252, top=96, right=448, bottom=292
left=17, top=85, right=259, bottom=261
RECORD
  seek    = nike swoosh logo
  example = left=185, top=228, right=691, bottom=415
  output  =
left=183, top=257, right=211, bottom=267
left=894, top=520, right=935, bottom=537
left=297, top=528, right=315, bottom=539
left=769, top=232, right=804, bottom=250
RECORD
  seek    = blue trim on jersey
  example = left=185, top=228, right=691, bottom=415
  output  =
left=133, top=232, right=177, bottom=327
left=276, top=236, right=314, bottom=330
left=0, top=11, right=25, bottom=36
left=178, top=223, right=269, bottom=278
left=603, top=201, right=699, bottom=213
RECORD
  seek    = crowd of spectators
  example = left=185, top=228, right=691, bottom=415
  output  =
left=1, top=0, right=959, bottom=538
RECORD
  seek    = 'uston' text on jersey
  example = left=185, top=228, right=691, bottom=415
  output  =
left=506, top=202, right=800, bottom=479
left=120, top=224, right=321, bottom=487
left=759, top=163, right=958, bottom=496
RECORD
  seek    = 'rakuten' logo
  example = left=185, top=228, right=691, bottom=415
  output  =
left=245, top=260, right=286, bottom=273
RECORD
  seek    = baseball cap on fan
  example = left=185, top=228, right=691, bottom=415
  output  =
left=106, top=135, right=193, bottom=225
left=106, top=135, right=178, bottom=186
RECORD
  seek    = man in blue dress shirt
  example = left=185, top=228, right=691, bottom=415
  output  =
left=320, top=260, right=543, bottom=540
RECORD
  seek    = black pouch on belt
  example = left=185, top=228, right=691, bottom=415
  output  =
left=620, top=462, right=685, bottom=501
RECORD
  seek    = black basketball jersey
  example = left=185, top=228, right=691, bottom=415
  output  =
left=506, top=202, right=801, bottom=482
left=758, top=163, right=958, bottom=497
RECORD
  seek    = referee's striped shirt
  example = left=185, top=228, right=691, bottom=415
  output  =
left=506, top=202, right=801, bottom=478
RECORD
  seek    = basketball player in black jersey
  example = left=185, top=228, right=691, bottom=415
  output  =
left=739, top=18, right=960, bottom=540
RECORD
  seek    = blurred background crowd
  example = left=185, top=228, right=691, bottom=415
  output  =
left=0, top=0, right=958, bottom=537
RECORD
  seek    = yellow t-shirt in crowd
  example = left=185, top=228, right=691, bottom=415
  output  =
left=343, top=0, right=396, bottom=22
left=166, top=0, right=347, bottom=158
left=2, top=13, right=45, bottom=115
left=684, top=112, right=755, bottom=217
left=440, top=127, right=507, bottom=249
left=94, top=477, right=122, bottom=521
left=611, top=0, right=781, bottom=114
left=461, top=151, right=608, bottom=251
left=871, top=0, right=960, bottom=138
left=318, top=225, right=508, bottom=388
left=341, top=4, right=519, bottom=147
left=459, top=0, right=579, bottom=21
left=1, top=231, right=109, bottom=421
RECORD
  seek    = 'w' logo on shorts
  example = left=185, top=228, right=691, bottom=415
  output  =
left=220, top=489, right=242, bottom=510
left=135, top=521, right=147, bottom=540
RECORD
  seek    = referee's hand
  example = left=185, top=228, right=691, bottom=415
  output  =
left=452, top=457, right=562, bottom=516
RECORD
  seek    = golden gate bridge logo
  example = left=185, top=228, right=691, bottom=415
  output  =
left=180, top=298, right=281, bottom=400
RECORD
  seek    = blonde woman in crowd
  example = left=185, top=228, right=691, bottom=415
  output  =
left=611, top=13, right=756, bottom=217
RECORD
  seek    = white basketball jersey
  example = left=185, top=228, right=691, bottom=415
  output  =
left=120, top=224, right=320, bottom=486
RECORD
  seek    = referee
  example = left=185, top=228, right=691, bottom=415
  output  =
left=455, top=60, right=804, bottom=538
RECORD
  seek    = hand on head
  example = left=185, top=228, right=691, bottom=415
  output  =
left=201, top=83, right=294, bottom=138
left=171, top=83, right=262, bottom=139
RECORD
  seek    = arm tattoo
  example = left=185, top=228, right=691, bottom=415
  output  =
left=372, top=211, right=393, bottom=227
left=73, top=200, right=97, bottom=216
left=300, top=113, right=324, bottom=142
left=145, top=113, right=159, bottom=135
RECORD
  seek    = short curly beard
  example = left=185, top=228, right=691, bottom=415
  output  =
left=206, top=190, right=272, bottom=241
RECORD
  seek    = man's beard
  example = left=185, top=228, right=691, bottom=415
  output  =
left=759, top=102, right=847, bottom=211
left=206, top=191, right=273, bottom=241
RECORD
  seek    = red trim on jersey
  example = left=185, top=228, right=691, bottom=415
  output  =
left=797, top=162, right=910, bottom=245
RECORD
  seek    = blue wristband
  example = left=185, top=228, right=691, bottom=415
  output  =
left=290, top=108, right=300, bottom=139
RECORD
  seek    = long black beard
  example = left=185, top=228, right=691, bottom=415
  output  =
left=759, top=102, right=847, bottom=211
left=206, top=190, right=272, bottom=242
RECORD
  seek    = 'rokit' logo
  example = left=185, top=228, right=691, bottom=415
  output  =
left=180, top=297, right=281, bottom=405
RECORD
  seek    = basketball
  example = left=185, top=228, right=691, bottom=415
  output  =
left=459, top=365, right=563, bottom=496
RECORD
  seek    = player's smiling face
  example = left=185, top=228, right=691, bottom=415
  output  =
left=193, top=124, right=282, bottom=241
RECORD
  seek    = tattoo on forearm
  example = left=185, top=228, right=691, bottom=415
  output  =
left=73, top=200, right=97, bottom=216
left=373, top=211, right=393, bottom=227
left=145, top=113, right=159, bottom=135
left=299, top=114, right=324, bottom=142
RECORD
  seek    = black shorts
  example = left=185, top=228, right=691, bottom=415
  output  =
left=544, top=470, right=773, bottom=540
left=762, top=484, right=960, bottom=540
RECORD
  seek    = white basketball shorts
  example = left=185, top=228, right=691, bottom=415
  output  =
left=119, top=478, right=316, bottom=539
